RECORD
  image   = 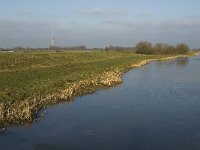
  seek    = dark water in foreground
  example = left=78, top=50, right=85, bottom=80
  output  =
left=1, top=55, right=200, bottom=150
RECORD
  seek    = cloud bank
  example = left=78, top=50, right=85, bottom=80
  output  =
left=80, top=7, right=128, bottom=15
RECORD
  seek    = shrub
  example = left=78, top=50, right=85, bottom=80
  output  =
left=136, top=41, right=190, bottom=55
left=136, top=41, right=154, bottom=55
left=176, top=43, right=189, bottom=54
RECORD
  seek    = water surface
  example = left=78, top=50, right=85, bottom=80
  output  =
left=1, top=55, right=200, bottom=150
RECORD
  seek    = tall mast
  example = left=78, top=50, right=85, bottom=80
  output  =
left=51, top=32, right=55, bottom=47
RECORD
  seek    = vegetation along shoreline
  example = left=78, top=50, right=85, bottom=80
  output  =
left=0, top=45, right=199, bottom=128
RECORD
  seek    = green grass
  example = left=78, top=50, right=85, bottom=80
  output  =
left=1, top=50, right=191, bottom=125
left=0, top=50, right=172, bottom=103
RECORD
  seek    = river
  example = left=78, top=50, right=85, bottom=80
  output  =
left=1, top=55, right=200, bottom=150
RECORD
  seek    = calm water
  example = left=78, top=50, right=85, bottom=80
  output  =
left=1, top=55, right=200, bottom=150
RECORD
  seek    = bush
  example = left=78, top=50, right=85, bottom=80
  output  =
left=136, top=41, right=154, bottom=54
left=176, top=43, right=189, bottom=54
left=136, top=41, right=190, bottom=55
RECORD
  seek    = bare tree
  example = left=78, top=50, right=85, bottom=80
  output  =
left=136, top=41, right=154, bottom=54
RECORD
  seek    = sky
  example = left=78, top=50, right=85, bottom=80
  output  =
left=0, top=0, right=200, bottom=48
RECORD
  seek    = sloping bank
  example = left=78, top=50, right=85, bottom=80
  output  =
left=0, top=53, right=198, bottom=126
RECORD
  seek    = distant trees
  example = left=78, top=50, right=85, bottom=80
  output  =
left=0, top=45, right=88, bottom=52
left=49, top=45, right=87, bottom=50
left=105, top=45, right=135, bottom=51
left=136, top=41, right=190, bottom=55
left=135, top=41, right=153, bottom=54
left=153, top=43, right=176, bottom=54
left=175, top=43, right=190, bottom=54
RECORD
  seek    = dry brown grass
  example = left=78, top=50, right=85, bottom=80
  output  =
left=0, top=69, right=122, bottom=126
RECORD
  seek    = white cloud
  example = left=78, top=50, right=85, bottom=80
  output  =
left=102, top=18, right=200, bottom=29
left=81, top=7, right=105, bottom=14
left=80, top=7, right=128, bottom=15
left=160, top=19, right=200, bottom=28
left=102, top=19, right=135, bottom=27
left=110, top=8, right=128, bottom=15
left=0, top=20, right=59, bottom=29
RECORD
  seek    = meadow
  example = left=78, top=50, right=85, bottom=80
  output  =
left=0, top=50, right=190, bottom=125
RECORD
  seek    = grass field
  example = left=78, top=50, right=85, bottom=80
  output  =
left=0, top=50, right=188, bottom=125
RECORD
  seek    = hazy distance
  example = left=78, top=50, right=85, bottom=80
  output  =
left=0, top=0, right=200, bottom=48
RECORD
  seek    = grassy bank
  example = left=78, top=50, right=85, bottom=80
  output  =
left=0, top=51, right=194, bottom=125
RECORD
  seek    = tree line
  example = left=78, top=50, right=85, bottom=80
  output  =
left=136, top=41, right=190, bottom=55
left=0, top=46, right=87, bottom=52
left=105, top=45, right=135, bottom=51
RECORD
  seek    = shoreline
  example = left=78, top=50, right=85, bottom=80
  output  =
left=0, top=53, right=199, bottom=127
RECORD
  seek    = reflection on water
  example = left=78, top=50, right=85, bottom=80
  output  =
left=0, top=55, right=200, bottom=150
left=176, top=57, right=189, bottom=66
left=156, top=57, right=189, bottom=66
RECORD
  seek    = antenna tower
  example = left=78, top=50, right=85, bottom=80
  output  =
left=51, top=32, right=55, bottom=47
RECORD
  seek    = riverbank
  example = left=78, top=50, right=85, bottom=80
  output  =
left=193, top=51, right=200, bottom=56
left=0, top=51, right=197, bottom=126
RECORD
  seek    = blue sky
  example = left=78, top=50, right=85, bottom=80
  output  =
left=0, top=0, right=200, bottom=48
